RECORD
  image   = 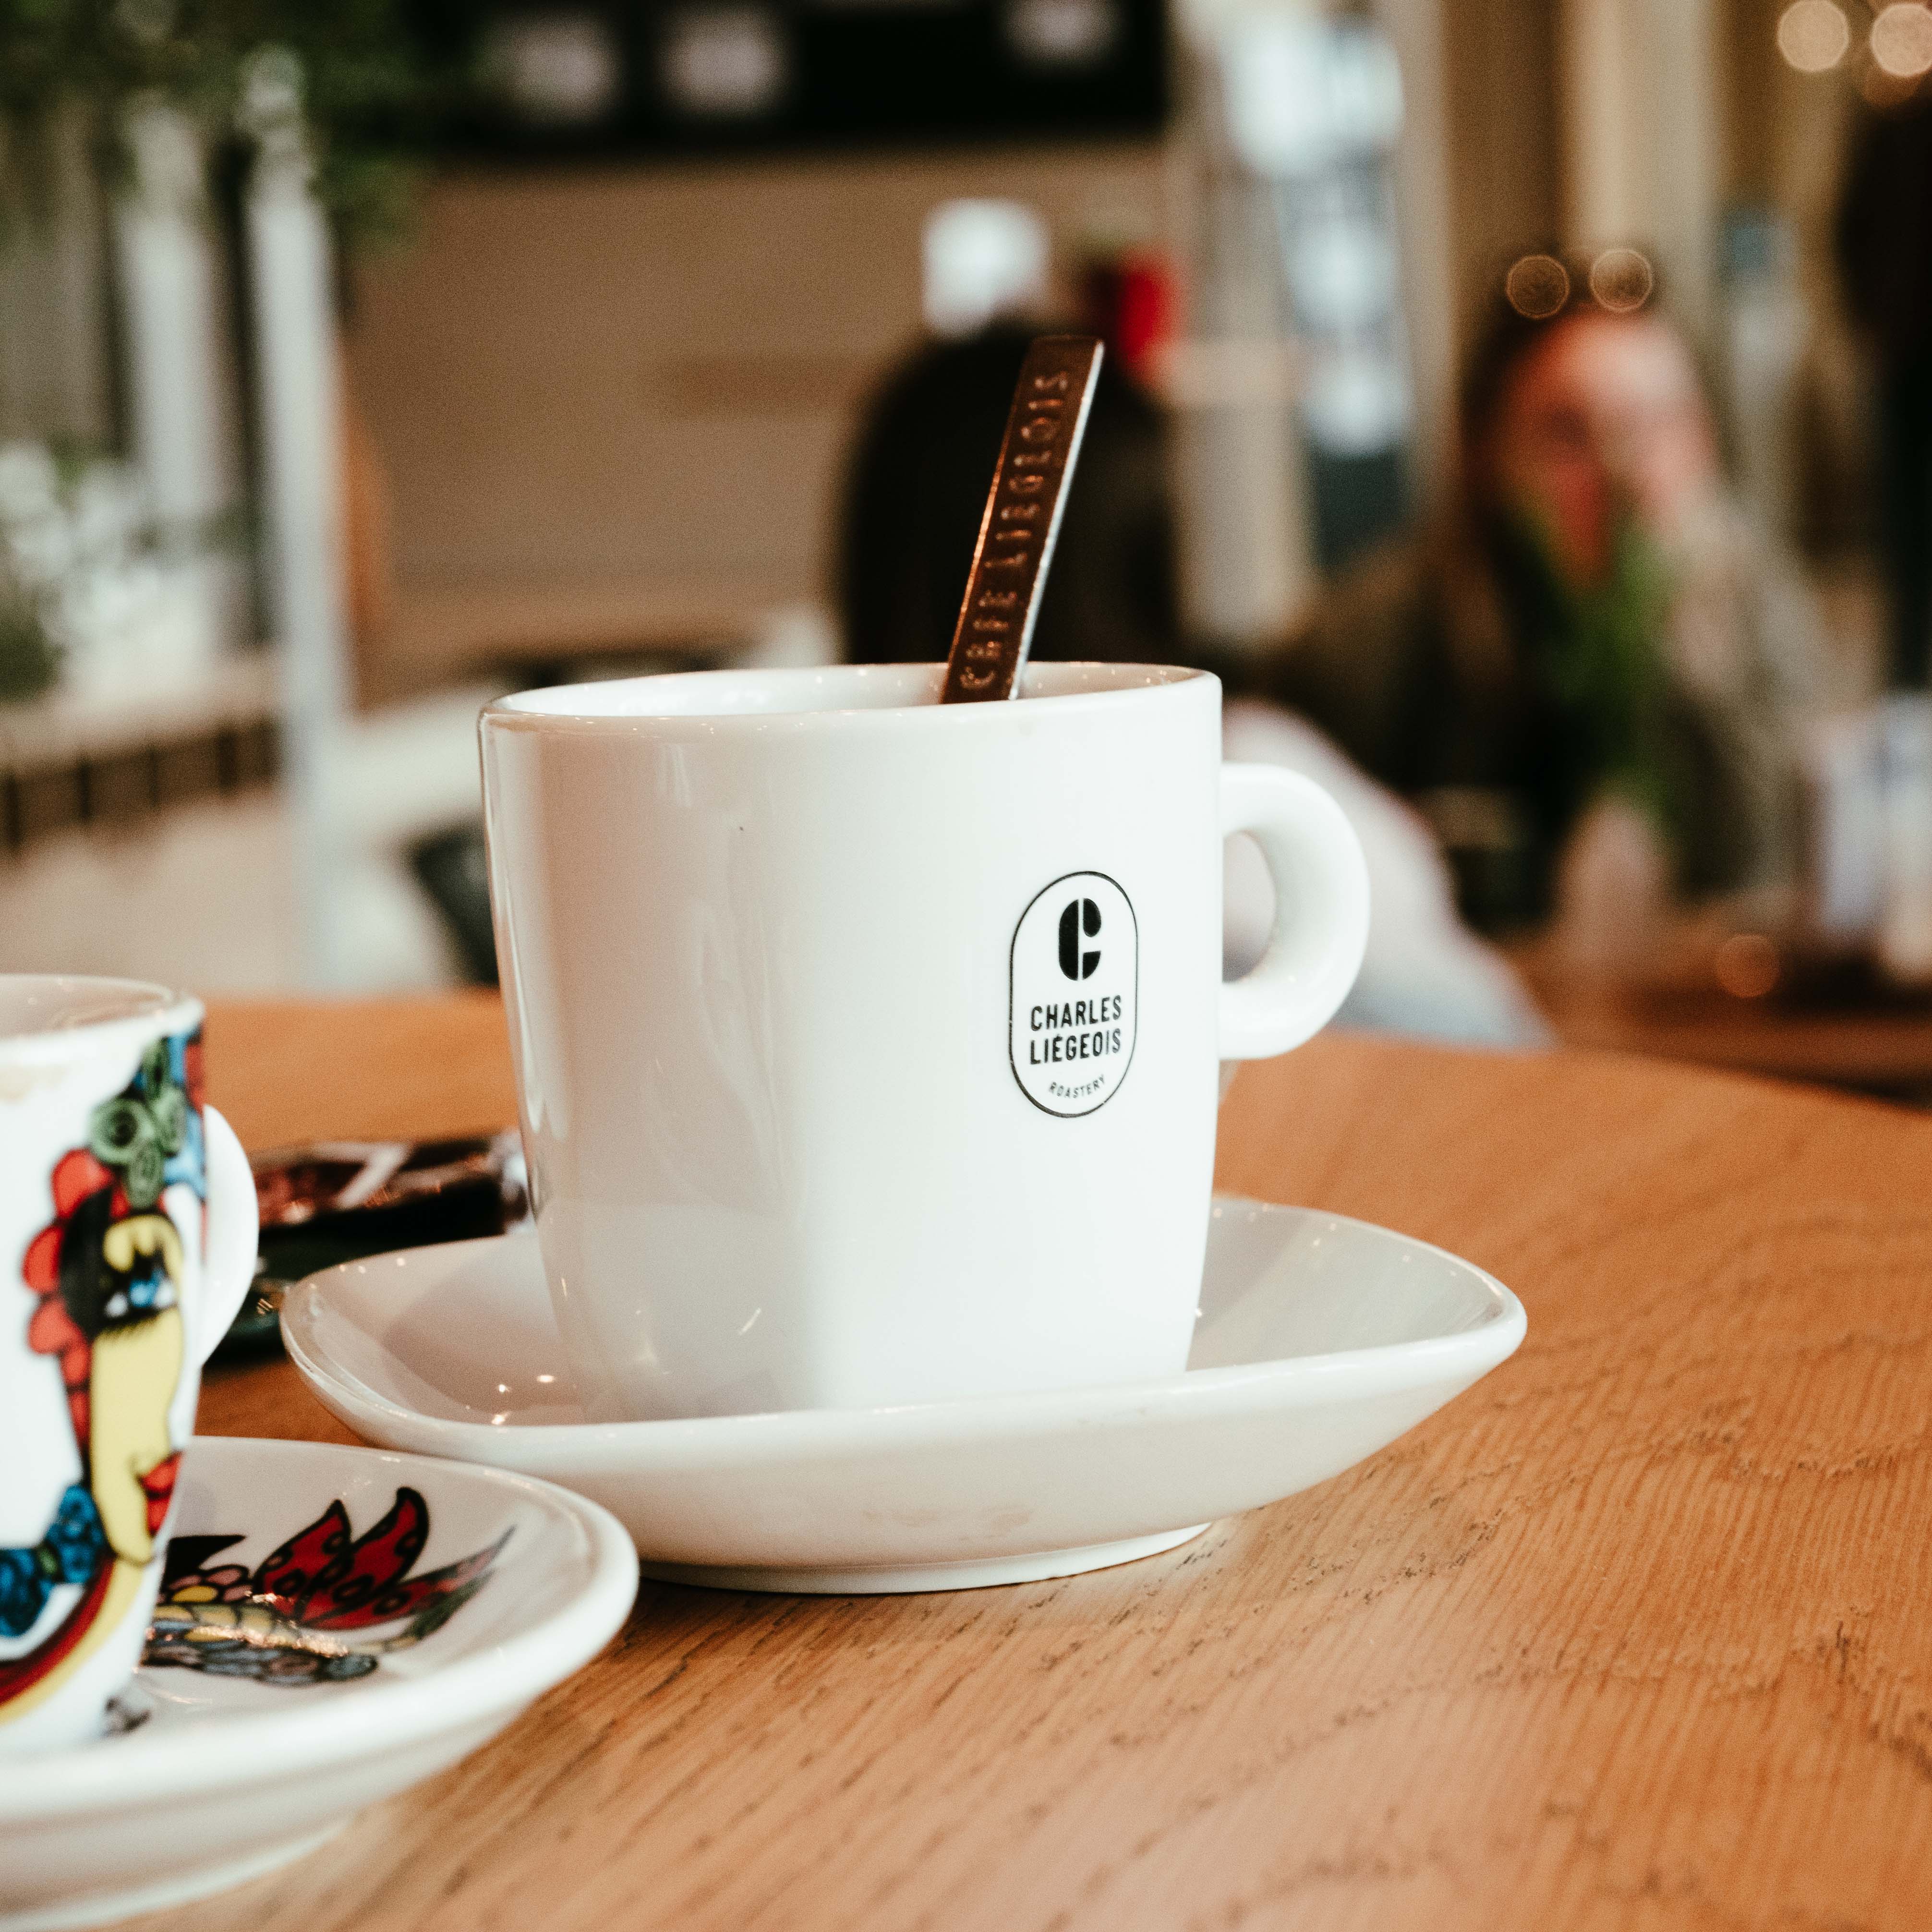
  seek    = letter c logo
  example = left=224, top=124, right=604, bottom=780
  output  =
left=1058, top=898, right=1101, bottom=980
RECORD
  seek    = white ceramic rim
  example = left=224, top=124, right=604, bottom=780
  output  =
left=0, top=977, right=201, bottom=1068
left=480, top=660, right=1211, bottom=737
left=0, top=1437, right=639, bottom=1819
left=281, top=1206, right=1529, bottom=1462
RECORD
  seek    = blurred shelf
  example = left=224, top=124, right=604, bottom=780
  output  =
left=1513, top=936, right=1932, bottom=1099
left=0, top=653, right=280, bottom=776
left=0, top=654, right=283, bottom=856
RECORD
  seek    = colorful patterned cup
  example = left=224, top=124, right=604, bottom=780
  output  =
left=0, top=978, right=257, bottom=1755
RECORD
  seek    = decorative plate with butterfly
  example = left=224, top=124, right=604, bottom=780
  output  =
left=0, top=1436, right=637, bottom=1932
left=145, top=1485, right=511, bottom=1686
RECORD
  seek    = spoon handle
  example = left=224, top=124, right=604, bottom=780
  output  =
left=940, top=334, right=1104, bottom=704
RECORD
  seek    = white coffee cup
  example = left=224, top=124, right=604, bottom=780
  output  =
left=481, top=662, right=1367, bottom=1420
left=0, top=978, right=257, bottom=1755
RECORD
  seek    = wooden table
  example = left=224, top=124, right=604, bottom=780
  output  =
left=159, top=996, right=1932, bottom=1931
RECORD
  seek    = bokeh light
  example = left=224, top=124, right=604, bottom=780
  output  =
left=1777, top=0, right=1850, bottom=72
left=1588, top=248, right=1654, bottom=314
left=1504, top=254, right=1570, bottom=320
left=1871, top=2, right=1932, bottom=77
left=1714, top=933, right=1781, bottom=1001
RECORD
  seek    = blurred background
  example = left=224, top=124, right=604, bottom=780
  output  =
left=4, top=0, right=1932, bottom=1099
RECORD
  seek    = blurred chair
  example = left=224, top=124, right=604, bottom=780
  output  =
left=408, top=824, right=496, bottom=986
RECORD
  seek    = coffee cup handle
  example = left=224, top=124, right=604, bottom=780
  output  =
left=193, top=1105, right=261, bottom=1368
left=1219, top=763, right=1370, bottom=1060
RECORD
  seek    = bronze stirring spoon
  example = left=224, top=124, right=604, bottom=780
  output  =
left=939, top=335, right=1105, bottom=704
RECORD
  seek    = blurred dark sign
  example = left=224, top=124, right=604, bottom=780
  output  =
left=408, top=0, right=1167, bottom=157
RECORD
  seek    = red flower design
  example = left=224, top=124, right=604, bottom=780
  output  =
left=149, top=1491, right=512, bottom=1689
left=246, top=1488, right=507, bottom=1631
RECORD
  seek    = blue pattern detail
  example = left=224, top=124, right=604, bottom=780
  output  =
left=0, top=1486, right=107, bottom=1638
left=0, top=1551, right=44, bottom=1638
left=45, top=1487, right=104, bottom=1582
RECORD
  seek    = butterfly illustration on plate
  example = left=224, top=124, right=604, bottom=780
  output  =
left=145, top=1486, right=510, bottom=1687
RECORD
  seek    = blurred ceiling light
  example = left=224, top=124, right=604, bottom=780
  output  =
left=923, top=200, right=1049, bottom=339
left=1872, top=2, right=1932, bottom=75
left=485, top=14, right=622, bottom=126
left=1589, top=247, right=1654, bottom=314
left=1003, top=0, right=1119, bottom=67
left=1775, top=0, right=1850, bottom=72
left=660, top=8, right=788, bottom=118
left=1504, top=254, right=1570, bottom=320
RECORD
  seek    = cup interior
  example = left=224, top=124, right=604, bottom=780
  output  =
left=0, top=975, right=180, bottom=1041
left=486, top=660, right=1204, bottom=727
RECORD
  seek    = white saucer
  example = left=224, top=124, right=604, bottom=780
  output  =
left=0, top=1436, right=636, bottom=1932
left=284, top=1196, right=1525, bottom=1594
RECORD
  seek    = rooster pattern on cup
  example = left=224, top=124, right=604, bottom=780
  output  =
left=0, top=1031, right=203, bottom=1727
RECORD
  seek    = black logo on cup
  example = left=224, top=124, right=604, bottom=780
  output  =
left=1011, top=872, right=1137, bottom=1118
left=1058, top=898, right=1101, bottom=980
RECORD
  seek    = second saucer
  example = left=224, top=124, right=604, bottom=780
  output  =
left=282, top=1196, right=1525, bottom=1594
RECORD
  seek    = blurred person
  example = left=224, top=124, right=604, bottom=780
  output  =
left=839, top=319, right=1180, bottom=671
left=837, top=315, right=1544, bottom=1047
left=1837, top=93, right=1932, bottom=691
left=842, top=203, right=1179, bottom=669
left=1258, top=269, right=1845, bottom=927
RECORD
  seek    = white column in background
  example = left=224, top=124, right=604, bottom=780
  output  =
left=1639, top=0, right=1720, bottom=346
left=113, top=100, right=243, bottom=662
left=1171, top=167, right=1315, bottom=647
left=1168, top=0, right=1320, bottom=649
left=1371, top=0, right=1457, bottom=511
left=246, top=95, right=354, bottom=988
left=1558, top=0, right=1638, bottom=250
left=1557, top=0, right=1721, bottom=345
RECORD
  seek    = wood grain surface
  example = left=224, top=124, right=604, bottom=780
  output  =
left=169, top=997, right=1932, bottom=1932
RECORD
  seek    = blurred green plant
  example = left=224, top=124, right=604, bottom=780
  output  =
left=0, top=0, right=457, bottom=251
left=1538, top=523, right=1679, bottom=835
left=1500, top=507, right=1703, bottom=879
left=0, top=587, right=59, bottom=700
left=0, top=437, right=228, bottom=705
